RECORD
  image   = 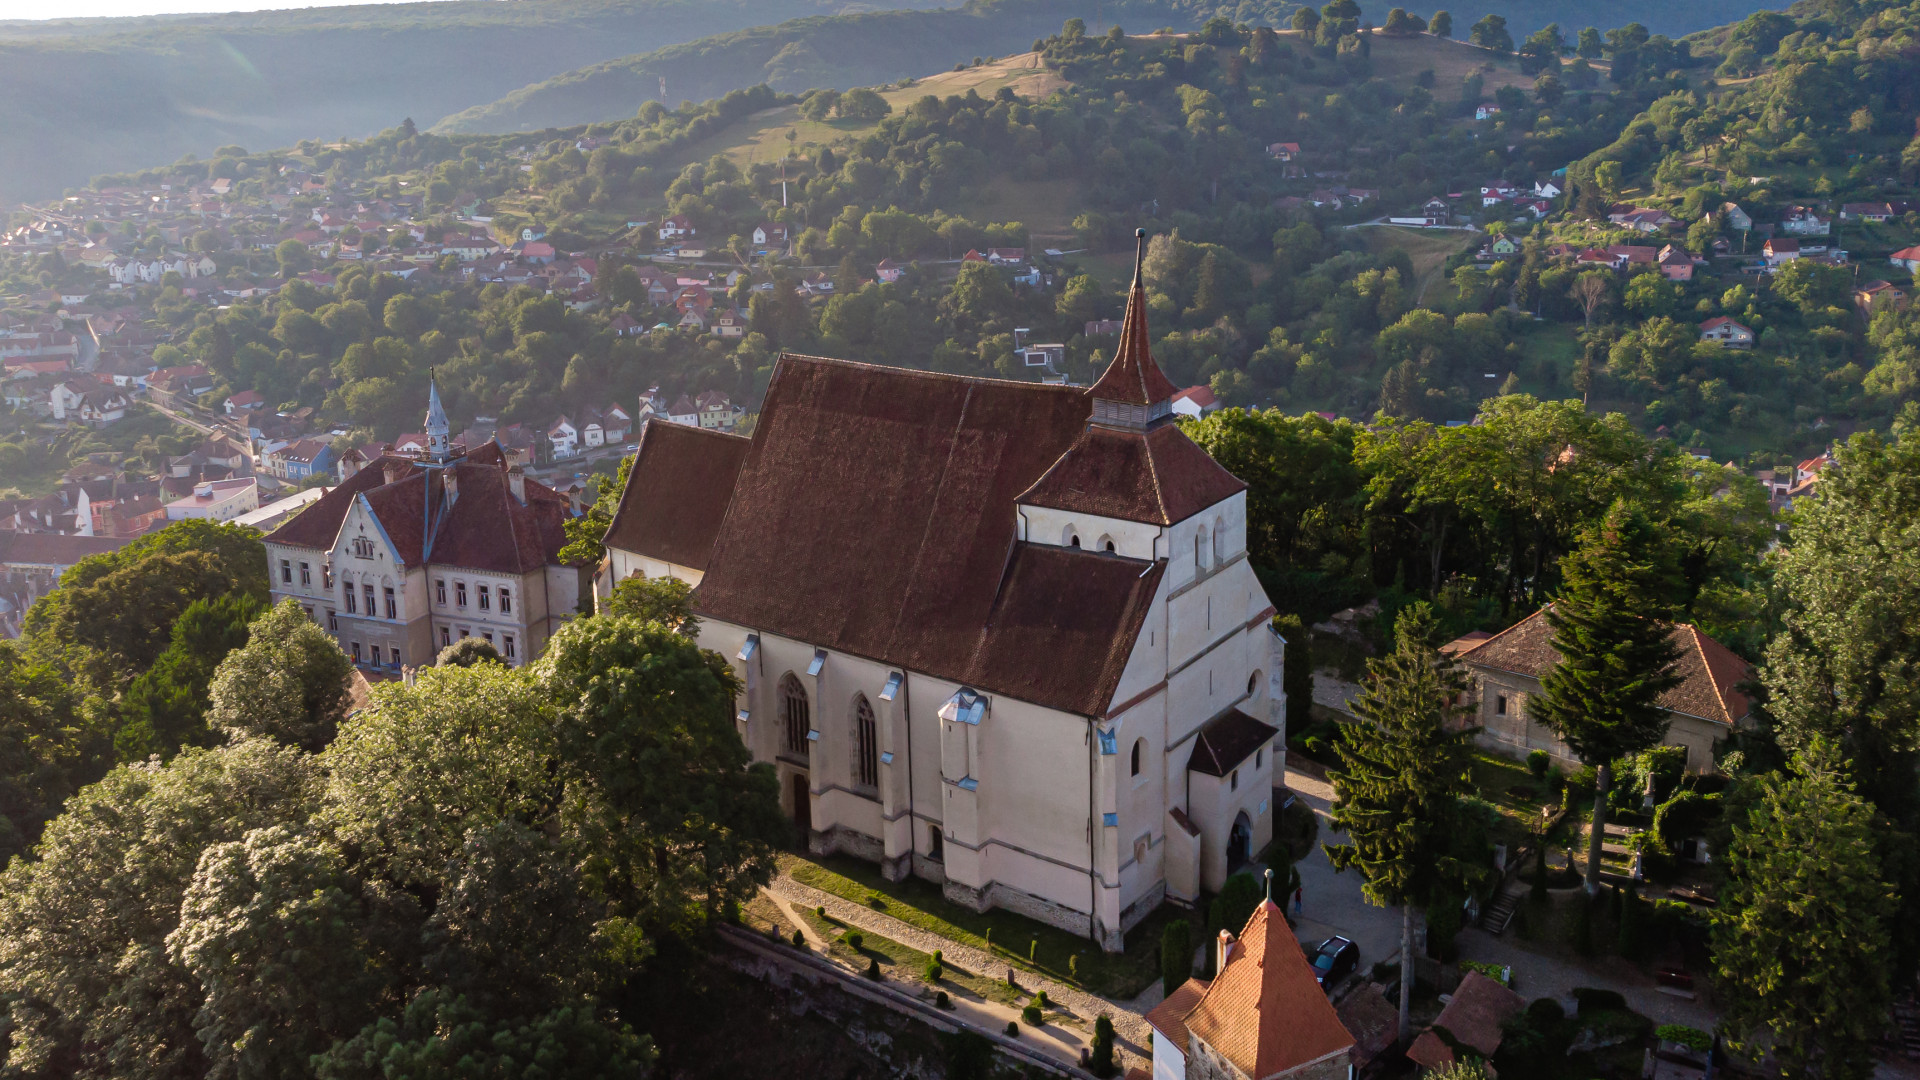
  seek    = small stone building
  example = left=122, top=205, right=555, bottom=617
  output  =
left=1451, top=607, right=1753, bottom=774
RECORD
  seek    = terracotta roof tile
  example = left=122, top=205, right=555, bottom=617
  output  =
left=602, top=419, right=749, bottom=571
left=1182, top=901, right=1354, bottom=1077
left=1085, top=246, right=1179, bottom=406
left=1188, top=708, right=1279, bottom=777
left=1456, top=607, right=1751, bottom=726
left=691, top=354, right=1163, bottom=716
left=1145, top=977, right=1211, bottom=1054
left=1405, top=972, right=1524, bottom=1070
left=0, top=532, right=130, bottom=566
left=1017, top=423, right=1246, bottom=526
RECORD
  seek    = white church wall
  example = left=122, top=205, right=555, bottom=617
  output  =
left=1018, top=505, right=1163, bottom=559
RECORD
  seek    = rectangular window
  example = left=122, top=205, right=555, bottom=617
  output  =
left=499, top=588, right=511, bottom=614
left=384, top=587, right=396, bottom=620
left=440, top=626, right=451, bottom=647
left=302, top=605, right=313, bottom=620
left=927, top=826, right=944, bottom=862
left=351, top=641, right=362, bottom=662
left=482, top=631, right=494, bottom=645
left=503, top=634, right=516, bottom=660
left=435, top=579, right=446, bottom=605
left=1495, top=695, right=1508, bottom=716
left=327, top=609, right=337, bottom=633
left=478, top=584, right=490, bottom=611
left=323, top=566, right=333, bottom=589
left=343, top=585, right=357, bottom=614
left=455, top=581, right=467, bottom=607
left=389, top=648, right=401, bottom=669
left=363, top=584, right=376, bottom=617
left=299, top=562, right=311, bottom=586
left=370, top=645, right=381, bottom=666
left=280, top=559, right=292, bottom=584
left=1230, top=769, right=1239, bottom=791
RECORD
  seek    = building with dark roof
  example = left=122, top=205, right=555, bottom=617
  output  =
left=1449, top=607, right=1754, bottom=773
left=262, top=378, right=582, bottom=672
left=602, top=232, right=1283, bottom=949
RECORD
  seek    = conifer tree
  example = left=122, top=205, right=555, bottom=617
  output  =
left=1714, top=744, right=1894, bottom=1080
left=1326, top=603, right=1480, bottom=1039
left=1530, top=500, right=1681, bottom=894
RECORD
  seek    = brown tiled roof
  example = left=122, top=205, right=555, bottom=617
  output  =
left=0, top=531, right=130, bottom=567
left=1017, top=423, right=1246, bottom=526
left=1085, top=258, right=1179, bottom=406
left=1335, top=984, right=1399, bottom=1068
left=1182, top=901, right=1354, bottom=1077
left=692, top=354, right=1166, bottom=716
left=602, top=419, right=749, bottom=571
left=1145, top=977, right=1210, bottom=1054
left=263, top=456, right=400, bottom=549
left=1455, top=607, right=1752, bottom=726
left=1188, top=708, right=1279, bottom=776
left=1406, top=972, right=1524, bottom=1070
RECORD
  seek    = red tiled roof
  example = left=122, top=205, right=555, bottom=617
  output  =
left=602, top=419, right=750, bottom=571
left=1145, top=977, right=1211, bottom=1054
left=1086, top=256, right=1179, bottom=406
left=1455, top=607, right=1752, bottom=726
left=690, top=354, right=1168, bottom=716
left=1016, top=423, right=1246, bottom=526
left=1406, top=972, right=1524, bottom=1070
left=1182, top=902, right=1354, bottom=1077
left=0, top=531, right=131, bottom=567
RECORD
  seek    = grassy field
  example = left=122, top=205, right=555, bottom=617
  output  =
left=789, top=900, right=1041, bottom=1010
left=779, top=850, right=1175, bottom=998
left=1358, top=224, right=1476, bottom=303
left=1352, top=31, right=1551, bottom=95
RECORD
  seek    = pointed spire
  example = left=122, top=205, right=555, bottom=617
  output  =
left=1086, top=228, right=1179, bottom=417
left=424, top=369, right=451, bottom=462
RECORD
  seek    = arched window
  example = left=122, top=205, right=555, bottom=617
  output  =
left=780, top=673, right=810, bottom=758
left=1195, top=526, right=1210, bottom=571
left=1098, top=534, right=1116, bottom=553
left=1213, top=517, right=1227, bottom=562
left=1131, top=738, right=1145, bottom=777
left=1070, top=535, right=1081, bottom=548
left=1247, top=670, right=1262, bottom=698
left=853, top=694, right=879, bottom=791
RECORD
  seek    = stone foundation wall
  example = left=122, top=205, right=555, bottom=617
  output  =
left=943, top=877, right=1111, bottom=944
left=813, top=823, right=885, bottom=864
left=1119, top=878, right=1167, bottom=936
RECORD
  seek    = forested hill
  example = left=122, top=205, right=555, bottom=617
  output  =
left=445, top=0, right=1784, bottom=136
left=0, top=0, right=928, bottom=206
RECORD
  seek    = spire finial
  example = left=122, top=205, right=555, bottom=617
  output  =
left=1264, top=867, right=1274, bottom=902
left=1131, top=227, right=1147, bottom=288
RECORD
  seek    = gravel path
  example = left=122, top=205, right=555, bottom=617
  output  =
left=767, top=874, right=1151, bottom=1070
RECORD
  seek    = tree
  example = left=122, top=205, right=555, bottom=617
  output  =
left=1469, top=13, right=1512, bottom=52
left=436, top=637, right=503, bottom=667
left=837, top=88, right=891, bottom=121
left=1429, top=9, right=1451, bottom=37
left=0, top=641, right=83, bottom=862
left=606, top=575, right=700, bottom=637
left=1577, top=26, right=1602, bottom=57
left=1089, top=1014, right=1117, bottom=1078
left=559, top=454, right=634, bottom=566
left=1571, top=271, right=1611, bottom=328
left=204, top=598, right=354, bottom=752
left=1530, top=501, right=1681, bottom=894
left=1274, top=614, right=1314, bottom=736
left=313, top=989, right=653, bottom=1080
left=1160, top=919, right=1191, bottom=996
left=1325, top=603, right=1480, bottom=1039
left=1382, top=8, right=1417, bottom=35
left=116, top=593, right=265, bottom=761
left=1714, top=745, right=1894, bottom=1080
left=275, top=238, right=311, bottom=277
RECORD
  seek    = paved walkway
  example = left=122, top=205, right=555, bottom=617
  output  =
left=766, top=875, right=1149, bottom=1071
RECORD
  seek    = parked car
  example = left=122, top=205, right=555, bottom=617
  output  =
left=1309, top=936, right=1358, bottom=991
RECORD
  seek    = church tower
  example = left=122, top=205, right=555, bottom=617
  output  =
left=1086, top=228, right=1180, bottom=430
left=424, top=371, right=451, bottom=463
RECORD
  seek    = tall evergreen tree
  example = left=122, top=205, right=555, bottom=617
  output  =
left=1714, top=744, right=1894, bottom=1080
left=1326, top=603, right=1481, bottom=1040
left=1530, top=500, right=1681, bottom=894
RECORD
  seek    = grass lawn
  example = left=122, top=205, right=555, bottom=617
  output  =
left=779, top=851, right=1176, bottom=998
left=742, top=891, right=800, bottom=938
left=789, top=900, right=1041, bottom=1010
left=1358, top=224, right=1475, bottom=304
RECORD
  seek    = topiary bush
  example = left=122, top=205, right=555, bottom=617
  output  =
left=935, top=990, right=951, bottom=1009
left=845, top=930, right=864, bottom=951
left=1005, top=1021, right=1020, bottom=1037
left=925, top=960, right=943, bottom=982
left=1527, top=749, right=1551, bottom=779
left=1022, top=1003, right=1043, bottom=1026
left=792, top=930, right=806, bottom=949
left=1035, top=990, right=1050, bottom=1008
left=1089, top=1014, right=1117, bottom=1078
left=866, top=958, right=881, bottom=979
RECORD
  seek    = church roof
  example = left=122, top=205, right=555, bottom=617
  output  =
left=1084, top=234, right=1179, bottom=407
left=1017, top=423, right=1245, bottom=526
left=688, top=354, right=1170, bottom=716
left=265, top=443, right=570, bottom=574
left=1181, top=901, right=1355, bottom=1078
left=1187, top=708, right=1279, bottom=777
left=1454, top=606, right=1752, bottom=726
left=603, top=419, right=750, bottom=572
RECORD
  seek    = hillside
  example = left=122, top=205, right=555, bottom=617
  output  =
left=0, top=0, right=947, bottom=206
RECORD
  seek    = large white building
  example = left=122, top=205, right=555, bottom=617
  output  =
left=262, top=380, right=585, bottom=671
left=602, top=241, right=1285, bottom=949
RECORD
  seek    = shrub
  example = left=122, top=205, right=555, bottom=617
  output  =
left=816, top=905, right=827, bottom=918
left=1022, top=1004, right=1043, bottom=1026
left=1616, top=885, right=1648, bottom=960
left=1035, top=990, right=1050, bottom=1008
left=792, top=930, right=806, bottom=948
left=926, top=960, right=943, bottom=982
left=1567, top=891, right=1595, bottom=957
left=1656, top=1025, right=1711, bottom=1052
left=866, top=958, right=882, bottom=979
left=1161, top=919, right=1192, bottom=996
left=1573, top=987, right=1627, bottom=1013
left=1089, top=1015, right=1117, bottom=1077
left=1527, top=749, right=1550, bottom=778
left=1005, top=1021, right=1020, bottom=1037
left=1068, top=954, right=1079, bottom=979
left=845, top=931, right=864, bottom=951
left=935, top=990, right=951, bottom=1009
left=1210, top=872, right=1264, bottom=935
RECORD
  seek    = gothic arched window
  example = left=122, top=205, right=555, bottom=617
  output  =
left=780, top=673, right=810, bottom=758
left=853, top=695, right=879, bottom=791
left=1131, top=738, right=1145, bottom=777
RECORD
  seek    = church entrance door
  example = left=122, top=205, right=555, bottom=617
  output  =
left=791, top=772, right=812, bottom=841
left=1227, top=811, right=1252, bottom=872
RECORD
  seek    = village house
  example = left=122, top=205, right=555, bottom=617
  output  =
left=1893, top=245, right=1920, bottom=273
left=1781, top=205, right=1831, bottom=235
left=875, top=258, right=905, bottom=284
left=1405, top=973, right=1525, bottom=1075
left=1841, top=202, right=1894, bottom=222
left=713, top=309, right=748, bottom=338
left=1721, top=202, right=1753, bottom=231
left=1698, top=316, right=1755, bottom=349
left=1763, top=237, right=1800, bottom=267
left=164, top=477, right=260, bottom=522
left=263, top=381, right=582, bottom=671
left=1451, top=611, right=1753, bottom=774
left=1657, top=245, right=1695, bottom=282
left=267, top=438, right=337, bottom=481
left=1475, top=105, right=1501, bottom=121
left=548, top=416, right=579, bottom=458
left=1857, top=279, right=1908, bottom=313
left=1265, top=142, right=1300, bottom=161
left=1143, top=899, right=1355, bottom=1080
left=751, top=222, right=789, bottom=247
left=1170, top=385, right=1220, bottom=419
left=657, top=215, right=696, bottom=242
left=601, top=246, right=1283, bottom=947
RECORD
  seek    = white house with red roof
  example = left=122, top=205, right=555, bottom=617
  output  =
left=1698, top=316, right=1754, bottom=349
left=1171, top=385, right=1220, bottom=419
left=1142, top=899, right=1354, bottom=1080
left=602, top=233, right=1282, bottom=948
left=657, top=215, right=696, bottom=241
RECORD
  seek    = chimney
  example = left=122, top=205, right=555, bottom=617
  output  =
left=1216, top=929, right=1235, bottom=975
left=382, top=458, right=408, bottom=486
left=507, top=465, right=526, bottom=504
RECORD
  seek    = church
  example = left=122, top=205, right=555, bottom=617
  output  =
left=603, top=235, right=1285, bottom=949
left=263, top=380, right=585, bottom=670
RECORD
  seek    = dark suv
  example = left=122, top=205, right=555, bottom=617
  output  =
left=1309, top=936, right=1358, bottom=991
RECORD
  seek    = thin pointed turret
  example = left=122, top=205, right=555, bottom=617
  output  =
left=424, top=370, right=451, bottom=462
left=1086, top=228, right=1179, bottom=428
